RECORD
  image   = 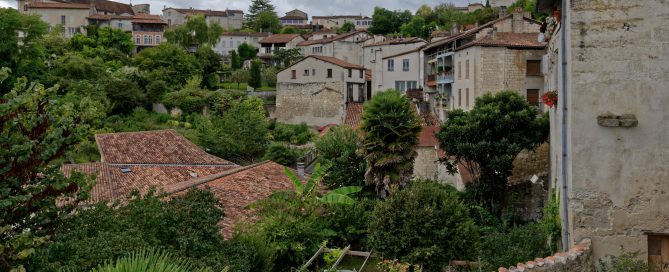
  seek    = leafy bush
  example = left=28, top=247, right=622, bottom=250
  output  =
left=324, top=197, right=378, bottom=248
left=262, top=142, right=304, bottom=166
left=367, top=181, right=478, bottom=270
left=270, top=121, right=313, bottom=145
left=597, top=248, right=649, bottom=272
left=219, top=233, right=274, bottom=272
left=163, top=77, right=211, bottom=114
left=478, top=223, right=550, bottom=270
left=315, top=126, right=366, bottom=189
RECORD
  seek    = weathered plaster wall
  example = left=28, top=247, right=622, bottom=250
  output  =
left=550, top=0, right=669, bottom=261
left=275, top=82, right=345, bottom=126
left=413, top=147, right=438, bottom=181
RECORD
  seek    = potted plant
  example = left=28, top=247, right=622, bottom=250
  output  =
left=541, top=90, right=558, bottom=109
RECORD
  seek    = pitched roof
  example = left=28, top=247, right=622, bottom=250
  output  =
left=382, top=47, right=423, bottom=59
left=93, top=0, right=133, bottom=15
left=313, top=15, right=363, bottom=20
left=280, top=15, right=307, bottom=20
left=297, top=30, right=369, bottom=46
left=363, top=37, right=425, bottom=47
left=61, top=163, right=114, bottom=203
left=171, top=8, right=229, bottom=17
left=87, top=14, right=133, bottom=20
left=310, top=55, right=363, bottom=69
left=457, top=32, right=546, bottom=50
left=27, top=2, right=90, bottom=9
left=131, top=14, right=166, bottom=24
left=162, top=161, right=298, bottom=239
left=344, top=102, right=364, bottom=128
left=222, top=32, right=272, bottom=37
left=259, top=34, right=301, bottom=44
left=95, top=130, right=233, bottom=165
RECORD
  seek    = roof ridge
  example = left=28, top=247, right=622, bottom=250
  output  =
left=95, top=129, right=176, bottom=137
left=159, top=161, right=272, bottom=196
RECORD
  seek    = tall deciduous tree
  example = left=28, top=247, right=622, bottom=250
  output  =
left=0, top=8, right=48, bottom=89
left=368, top=7, right=413, bottom=35
left=195, top=46, right=222, bottom=89
left=437, top=91, right=549, bottom=216
left=237, top=43, right=257, bottom=61
left=164, top=15, right=223, bottom=48
left=338, top=21, right=356, bottom=33
left=133, top=43, right=201, bottom=88
left=248, top=59, right=262, bottom=89
left=229, top=50, right=242, bottom=70
left=359, top=90, right=421, bottom=198
left=0, top=68, right=102, bottom=271
left=273, top=48, right=302, bottom=68
left=315, top=126, right=366, bottom=189
left=247, top=0, right=276, bottom=26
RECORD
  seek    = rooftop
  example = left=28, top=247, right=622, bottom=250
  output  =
left=222, top=32, right=272, bottom=37
left=313, top=15, right=364, bottom=20
left=344, top=102, right=364, bottom=128
left=260, top=34, right=302, bottom=44
left=309, top=55, right=363, bottom=69
left=363, top=37, right=425, bottom=47
left=297, top=30, right=369, bottom=46
left=457, top=32, right=546, bottom=50
left=167, top=8, right=240, bottom=17
left=27, top=2, right=90, bottom=9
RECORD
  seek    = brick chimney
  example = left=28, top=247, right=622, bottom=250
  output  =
left=512, top=7, right=524, bottom=33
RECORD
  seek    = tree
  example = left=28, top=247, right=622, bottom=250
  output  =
left=368, top=7, right=413, bottom=35
left=284, top=163, right=362, bottom=205
left=162, top=76, right=210, bottom=114
left=198, top=97, right=269, bottom=164
left=339, top=21, right=355, bottom=33
left=367, top=181, right=478, bottom=270
left=164, top=15, right=223, bottom=48
left=229, top=50, right=242, bottom=70
left=252, top=11, right=281, bottom=33
left=273, top=48, right=302, bottom=68
left=237, top=43, right=257, bottom=61
left=95, top=26, right=134, bottom=54
left=146, top=79, right=170, bottom=103
left=133, top=43, right=201, bottom=88
left=261, top=66, right=279, bottom=87
left=400, top=16, right=428, bottom=38
left=359, top=90, right=421, bottom=198
left=248, top=59, right=262, bottom=89
left=279, top=26, right=298, bottom=34
left=0, top=8, right=48, bottom=89
left=416, top=4, right=433, bottom=18
left=90, top=248, right=214, bottom=272
left=247, top=0, right=276, bottom=28
left=437, top=91, right=549, bottom=216
left=262, top=142, right=302, bottom=166
left=0, top=68, right=102, bottom=271
left=229, top=69, right=250, bottom=89
left=103, top=76, right=146, bottom=115
left=315, top=126, right=366, bottom=189
left=195, top=46, right=222, bottom=89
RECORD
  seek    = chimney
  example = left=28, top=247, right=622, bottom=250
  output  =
left=499, top=6, right=507, bottom=18
left=491, top=27, right=497, bottom=40
left=297, top=162, right=305, bottom=178
left=450, top=20, right=458, bottom=35
left=512, top=7, right=523, bottom=33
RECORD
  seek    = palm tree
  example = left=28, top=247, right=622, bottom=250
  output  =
left=359, top=90, right=422, bottom=198
left=284, top=162, right=362, bottom=204
left=91, top=248, right=224, bottom=272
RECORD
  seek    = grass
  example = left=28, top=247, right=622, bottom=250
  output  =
left=220, top=82, right=276, bottom=91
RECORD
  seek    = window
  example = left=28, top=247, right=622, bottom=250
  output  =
left=395, top=81, right=406, bottom=92
left=403, top=59, right=410, bottom=71
left=466, top=88, right=470, bottom=107
left=156, top=35, right=161, bottom=44
left=648, top=235, right=669, bottom=269
left=407, top=81, right=417, bottom=90
left=458, top=89, right=462, bottom=107
left=458, top=61, right=461, bottom=79
left=135, top=35, right=140, bottom=44
left=118, top=22, right=123, bottom=28
left=304, top=69, right=309, bottom=76
left=312, top=46, right=323, bottom=54
left=291, top=70, right=296, bottom=79
left=527, top=60, right=541, bottom=76
left=527, top=89, right=540, bottom=107
left=68, top=27, right=77, bottom=36
left=359, top=69, right=363, bottom=78
left=387, top=59, right=394, bottom=71
left=144, top=35, right=149, bottom=45
left=327, top=69, right=333, bottom=78
left=465, top=60, right=470, bottom=79
left=168, top=19, right=171, bottom=25
left=348, top=69, right=352, bottom=78
left=265, top=47, right=272, bottom=54
left=24, top=4, right=28, bottom=11
left=312, top=69, right=315, bottom=76
left=61, top=15, right=66, bottom=25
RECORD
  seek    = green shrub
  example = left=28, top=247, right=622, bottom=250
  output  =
left=262, top=142, right=304, bottom=166
left=315, top=126, right=366, bottom=189
left=367, top=181, right=478, bottom=270
left=91, top=248, right=213, bottom=272
left=324, top=197, right=378, bottom=248
left=478, top=223, right=550, bottom=270
left=270, top=122, right=313, bottom=145
left=220, top=234, right=275, bottom=272
left=597, top=248, right=649, bottom=272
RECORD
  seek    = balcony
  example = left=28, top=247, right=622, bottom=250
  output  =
left=426, top=74, right=436, bottom=87
left=437, top=71, right=454, bottom=84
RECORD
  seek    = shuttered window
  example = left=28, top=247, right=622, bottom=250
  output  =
left=527, top=60, right=541, bottom=76
left=527, top=89, right=540, bottom=107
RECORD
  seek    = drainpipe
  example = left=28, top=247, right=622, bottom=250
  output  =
left=560, top=0, right=571, bottom=252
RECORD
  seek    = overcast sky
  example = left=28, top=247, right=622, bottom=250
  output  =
left=1, top=0, right=480, bottom=17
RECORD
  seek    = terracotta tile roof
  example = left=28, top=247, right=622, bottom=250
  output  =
left=280, top=15, right=307, bottom=20
left=132, top=14, right=166, bottom=24
left=363, top=37, right=425, bottom=47
left=172, top=8, right=229, bottom=17
left=418, top=125, right=440, bottom=147
left=406, top=89, right=423, bottom=101
left=297, top=30, right=369, bottom=46
left=222, top=32, right=272, bottom=37
left=259, top=34, right=301, bottom=44
left=344, top=102, right=364, bottom=128
left=382, top=47, right=423, bottom=59
left=318, top=124, right=338, bottom=136
left=163, top=161, right=298, bottom=239
left=27, top=2, right=90, bottom=9
left=458, top=32, right=546, bottom=50
left=87, top=14, right=133, bottom=20
left=312, top=28, right=336, bottom=34
left=310, top=55, right=363, bottom=69
left=95, top=129, right=233, bottom=165
left=62, top=163, right=114, bottom=203
left=92, top=0, right=133, bottom=15
left=313, top=15, right=363, bottom=20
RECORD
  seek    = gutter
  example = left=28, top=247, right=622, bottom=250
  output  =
left=560, top=0, right=571, bottom=251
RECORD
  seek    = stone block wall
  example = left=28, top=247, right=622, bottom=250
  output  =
left=498, top=239, right=593, bottom=272
left=413, top=147, right=439, bottom=181
left=275, top=81, right=345, bottom=127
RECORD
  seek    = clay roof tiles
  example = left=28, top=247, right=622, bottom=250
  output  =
left=344, top=102, right=364, bottom=128
left=458, top=32, right=546, bottom=50
left=259, top=34, right=302, bottom=44
left=297, top=30, right=369, bottom=46
left=27, top=2, right=90, bottom=9
left=310, top=55, right=363, bottom=69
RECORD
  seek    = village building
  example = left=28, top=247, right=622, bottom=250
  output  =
left=360, top=37, right=426, bottom=94
left=422, top=8, right=542, bottom=120
left=161, top=7, right=243, bottom=30
left=275, top=56, right=367, bottom=127
left=280, top=9, right=309, bottom=28
left=537, top=0, right=669, bottom=265
left=454, top=3, right=486, bottom=13
left=312, top=15, right=364, bottom=30
left=305, top=28, right=337, bottom=41
left=23, top=2, right=90, bottom=37
left=130, top=14, right=167, bottom=51
left=354, top=17, right=372, bottom=30
left=296, top=30, right=374, bottom=65
left=259, top=34, right=305, bottom=58
left=61, top=129, right=296, bottom=239
left=214, top=32, right=271, bottom=56
left=489, top=0, right=516, bottom=8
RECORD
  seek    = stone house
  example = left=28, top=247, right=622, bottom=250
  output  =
left=538, top=0, right=669, bottom=265
left=275, top=56, right=367, bottom=127
left=162, top=7, right=243, bottom=30
left=297, top=31, right=374, bottom=65
left=23, top=2, right=90, bottom=37
left=280, top=9, right=309, bottom=27
left=259, top=34, right=305, bottom=58
left=354, top=17, right=372, bottom=30
left=489, top=0, right=516, bottom=8
left=422, top=8, right=542, bottom=120
left=380, top=48, right=423, bottom=93
left=361, top=37, right=427, bottom=94
left=312, top=15, right=364, bottom=30
left=86, top=13, right=167, bottom=51
left=214, top=32, right=271, bottom=56
left=305, top=28, right=337, bottom=41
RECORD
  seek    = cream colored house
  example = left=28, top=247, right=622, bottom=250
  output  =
left=361, top=37, right=426, bottom=94
left=312, top=15, right=363, bottom=30
left=354, top=17, right=372, bottom=30
left=276, top=56, right=367, bottom=126
left=259, top=34, right=305, bottom=65
left=280, top=9, right=308, bottom=27
left=214, top=32, right=271, bottom=56
left=25, top=2, right=90, bottom=37
left=539, top=0, right=669, bottom=264
left=380, top=48, right=422, bottom=93
left=162, top=7, right=243, bottom=30
left=296, top=31, right=373, bottom=65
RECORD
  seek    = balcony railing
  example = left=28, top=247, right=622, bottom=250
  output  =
left=437, top=71, right=454, bottom=83
left=426, top=74, right=436, bottom=87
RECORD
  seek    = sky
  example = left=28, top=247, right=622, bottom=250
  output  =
left=1, top=0, right=479, bottom=17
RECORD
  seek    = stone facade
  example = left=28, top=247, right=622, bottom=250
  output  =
left=413, top=147, right=439, bottom=181
left=275, top=82, right=345, bottom=126
left=546, top=0, right=669, bottom=262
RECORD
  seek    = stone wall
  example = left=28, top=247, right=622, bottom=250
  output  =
left=498, top=239, right=593, bottom=272
left=275, top=82, right=345, bottom=127
left=413, top=147, right=438, bottom=181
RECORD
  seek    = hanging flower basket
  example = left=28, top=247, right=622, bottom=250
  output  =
left=541, top=90, right=558, bottom=109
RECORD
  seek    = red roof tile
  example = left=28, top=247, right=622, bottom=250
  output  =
left=458, top=32, right=546, bottom=50
left=95, top=129, right=233, bottom=165
left=344, top=102, right=364, bottom=128
left=222, top=32, right=272, bottom=37
left=363, top=37, right=424, bottom=47
left=27, top=2, right=90, bottom=9
left=87, top=14, right=133, bottom=20
left=418, top=125, right=440, bottom=147
left=310, top=55, right=363, bottom=69
left=297, top=30, right=369, bottom=46
left=62, top=163, right=114, bottom=203
left=313, top=15, right=363, bottom=20
left=259, top=34, right=301, bottom=44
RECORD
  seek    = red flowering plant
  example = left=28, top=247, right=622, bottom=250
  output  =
left=541, top=90, right=558, bottom=109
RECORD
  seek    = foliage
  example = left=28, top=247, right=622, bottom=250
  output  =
left=249, top=59, right=262, bottom=89
left=90, top=26, right=134, bottom=54
left=437, top=91, right=549, bottom=216
left=0, top=8, right=48, bottom=88
left=368, top=7, right=413, bottom=35
left=247, top=0, right=276, bottom=24
left=541, top=189, right=561, bottom=253
left=164, top=15, right=223, bottom=48
left=323, top=245, right=343, bottom=268
left=219, top=233, right=274, bottom=272
left=274, top=48, right=302, bottom=68
left=284, top=163, right=362, bottom=205
left=262, top=142, right=304, bottom=166
left=478, top=223, right=550, bottom=270
left=133, top=43, right=201, bottom=88
left=163, top=76, right=211, bottom=114
left=339, top=21, right=356, bottom=33
left=195, top=46, right=222, bottom=89
left=104, top=75, right=147, bottom=115
left=27, top=189, right=230, bottom=272
left=269, top=121, right=313, bottom=145
left=360, top=90, right=421, bottom=198
left=279, top=26, right=298, bottom=34
left=596, top=248, right=650, bottom=272
left=91, top=248, right=215, bottom=272
left=323, top=197, right=377, bottom=248
left=262, top=66, right=279, bottom=87
left=0, top=69, right=102, bottom=271
left=146, top=79, right=170, bottom=103
left=377, top=259, right=420, bottom=272
left=49, top=52, right=108, bottom=88
left=367, top=181, right=478, bottom=270
left=229, top=50, right=242, bottom=70
left=247, top=0, right=280, bottom=33
left=541, top=90, right=558, bottom=108
left=237, top=43, right=258, bottom=61
left=399, top=16, right=436, bottom=39
left=198, top=97, right=269, bottom=164
left=315, top=126, right=366, bottom=189
left=229, top=69, right=250, bottom=89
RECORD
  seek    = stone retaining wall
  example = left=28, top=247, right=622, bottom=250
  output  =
left=498, top=239, right=593, bottom=272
